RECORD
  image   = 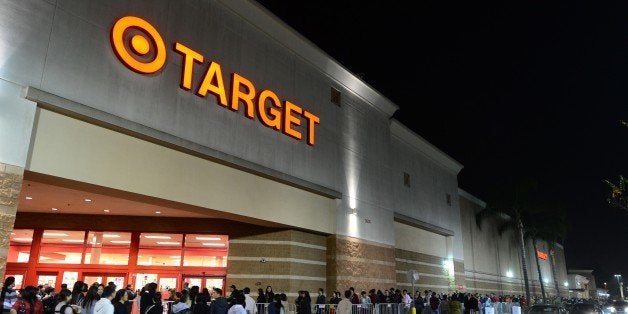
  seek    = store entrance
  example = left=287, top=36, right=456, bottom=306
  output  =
left=182, top=275, right=225, bottom=292
left=83, top=272, right=126, bottom=288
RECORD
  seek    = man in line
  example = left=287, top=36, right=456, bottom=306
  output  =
left=336, top=290, right=353, bottom=314
left=94, top=286, right=115, bottom=314
left=242, top=288, right=257, bottom=314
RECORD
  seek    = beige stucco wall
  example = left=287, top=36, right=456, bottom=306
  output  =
left=394, top=221, right=447, bottom=258
left=26, top=109, right=336, bottom=234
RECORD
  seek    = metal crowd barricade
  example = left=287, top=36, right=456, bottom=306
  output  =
left=375, top=303, right=407, bottom=314
left=312, top=304, right=336, bottom=314
left=256, top=303, right=270, bottom=314
left=349, top=304, right=376, bottom=314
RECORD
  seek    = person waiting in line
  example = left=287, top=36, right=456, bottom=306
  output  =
left=226, top=291, right=245, bottom=314
left=226, top=286, right=236, bottom=305
left=255, top=289, right=265, bottom=304
left=297, top=291, right=311, bottom=314
left=264, top=287, right=274, bottom=306
left=2, top=276, right=19, bottom=314
left=279, top=294, right=287, bottom=314
left=336, top=291, right=351, bottom=314
left=139, top=283, right=157, bottom=314
left=274, top=295, right=284, bottom=314
left=55, top=289, right=80, bottom=314
left=82, top=286, right=101, bottom=314
left=191, top=294, right=209, bottom=314
left=314, top=289, right=326, bottom=314
left=10, top=286, right=43, bottom=314
left=112, top=289, right=128, bottom=314
left=171, top=292, right=191, bottom=314
left=188, top=286, right=200, bottom=310
left=69, top=282, right=86, bottom=309
left=143, top=292, right=163, bottom=314
left=94, top=286, right=115, bottom=314
left=241, top=288, right=256, bottom=314
left=209, top=288, right=227, bottom=314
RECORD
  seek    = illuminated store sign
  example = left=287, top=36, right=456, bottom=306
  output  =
left=111, top=16, right=320, bottom=146
left=537, top=250, right=548, bottom=260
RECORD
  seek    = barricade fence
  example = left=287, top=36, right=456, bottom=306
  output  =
left=251, top=302, right=521, bottom=314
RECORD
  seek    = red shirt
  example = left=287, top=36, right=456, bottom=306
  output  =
left=12, top=299, right=43, bottom=314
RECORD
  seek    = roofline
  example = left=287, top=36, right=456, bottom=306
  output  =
left=220, top=0, right=399, bottom=117
left=390, top=119, right=464, bottom=175
left=458, top=188, right=486, bottom=208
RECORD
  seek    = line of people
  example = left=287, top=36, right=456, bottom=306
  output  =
left=1, top=276, right=136, bottom=314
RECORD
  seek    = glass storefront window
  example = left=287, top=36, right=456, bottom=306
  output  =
left=84, top=231, right=131, bottom=265
left=8, top=229, right=33, bottom=263
left=183, top=234, right=228, bottom=267
left=39, top=230, right=86, bottom=264
left=62, top=272, right=79, bottom=287
left=138, top=233, right=182, bottom=266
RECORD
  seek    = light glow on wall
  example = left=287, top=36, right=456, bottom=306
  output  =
left=506, top=270, right=514, bottom=278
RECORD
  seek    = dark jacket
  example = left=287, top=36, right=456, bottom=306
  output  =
left=297, top=299, right=311, bottom=314
left=209, top=297, right=228, bottom=314
left=192, top=303, right=210, bottom=314
left=315, top=295, right=326, bottom=305
left=429, top=296, right=440, bottom=310
left=113, top=302, right=128, bottom=314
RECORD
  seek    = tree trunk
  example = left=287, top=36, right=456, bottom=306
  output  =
left=517, top=219, right=531, bottom=305
left=549, top=248, right=561, bottom=298
left=532, top=237, right=546, bottom=302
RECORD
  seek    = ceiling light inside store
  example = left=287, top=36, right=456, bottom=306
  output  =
left=110, top=240, right=131, bottom=244
left=51, top=208, right=58, bottom=211
left=156, top=241, right=179, bottom=245
left=43, top=232, right=68, bottom=237
left=202, top=243, right=225, bottom=246
left=25, top=196, right=33, bottom=200
left=62, top=239, right=84, bottom=243
left=103, top=234, right=120, bottom=238
left=84, top=199, right=92, bottom=202
left=196, top=237, right=221, bottom=240
left=13, top=238, right=32, bottom=242
left=144, top=235, right=171, bottom=239
left=103, top=209, right=110, bottom=213
left=155, top=211, right=161, bottom=214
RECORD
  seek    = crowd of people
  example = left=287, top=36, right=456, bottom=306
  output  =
left=3, top=275, right=574, bottom=314
left=1, top=276, right=136, bottom=314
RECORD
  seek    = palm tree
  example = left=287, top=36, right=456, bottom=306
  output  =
left=605, top=175, right=628, bottom=211
left=525, top=219, right=547, bottom=303
left=537, top=205, right=568, bottom=298
left=475, top=176, right=539, bottom=304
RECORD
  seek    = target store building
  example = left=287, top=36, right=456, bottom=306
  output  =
left=0, top=0, right=568, bottom=298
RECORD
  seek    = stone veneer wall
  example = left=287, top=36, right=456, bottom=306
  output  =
left=226, top=230, right=327, bottom=300
left=395, top=248, right=465, bottom=293
left=326, top=235, right=396, bottom=294
left=0, top=163, right=24, bottom=279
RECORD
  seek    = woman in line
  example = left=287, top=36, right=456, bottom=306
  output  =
left=2, top=277, right=18, bottom=314
left=55, top=289, right=80, bottom=314
left=264, top=287, right=274, bottom=306
left=81, top=286, right=100, bottom=314
left=69, top=282, right=86, bottom=309
left=112, top=290, right=128, bottom=314
left=10, top=286, right=42, bottom=314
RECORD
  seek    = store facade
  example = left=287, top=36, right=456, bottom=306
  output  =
left=0, top=0, right=567, bottom=298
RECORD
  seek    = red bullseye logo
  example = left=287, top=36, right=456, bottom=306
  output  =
left=111, top=16, right=166, bottom=74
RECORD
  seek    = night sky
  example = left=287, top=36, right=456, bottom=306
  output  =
left=255, top=0, right=628, bottom=288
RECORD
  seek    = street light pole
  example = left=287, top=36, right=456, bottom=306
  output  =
left=615, top=274, right=624, bottom=300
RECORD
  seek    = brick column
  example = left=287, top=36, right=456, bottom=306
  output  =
left=227, top=230, right=327, bottom=301
left=0, top=163, right=24, bottom=279
left=326, top=235, right=396, bottom=294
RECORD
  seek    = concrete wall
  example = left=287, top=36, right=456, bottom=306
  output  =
left=459, top=189, right=569, bottom=297
left=0, top=0, right=467, bottom=250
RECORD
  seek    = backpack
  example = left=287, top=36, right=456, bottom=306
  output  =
left=144, top=304, right=156, bottom=314
left=43, top=296, right=57, bottom=314
left=430, top=297, right=440, bottom=310
left=55, top=304, right=71, bottom=314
